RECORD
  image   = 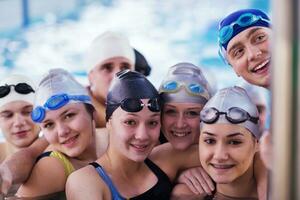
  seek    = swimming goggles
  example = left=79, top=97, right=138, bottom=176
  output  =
left=108, top=98, right=161, bottom=113
left=31, top=93, right=91, bottom=123
left=218, top=13, right=270, bottom=45
left=200, top=107, right=259, bottom=124
left=159, top=80, right=210, bottom=99
left=0, top=83, right=35, bottom=98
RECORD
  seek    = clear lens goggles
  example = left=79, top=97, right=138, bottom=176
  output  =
left=31, top=93, right=91, bottom=123
left=108, top=98, right=161, bottom=113
left=0, top=83, right=35, bottom=98
left=200, top=107, right=259, bottom=124
left=218, top=13, right=270, bottom=45
left=159, top=81, right=209, bottom=99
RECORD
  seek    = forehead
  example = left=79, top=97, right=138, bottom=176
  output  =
left=164, top=102, right=203, bottom=110
left=227, top=26, right=271, bottom=50
left=201, top=123, right=250, bottom=137
left=100, top=57, right=134, bottom=67
left=0, top=101, right=32, bottom=112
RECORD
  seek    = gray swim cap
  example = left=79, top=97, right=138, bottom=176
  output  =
left=31, top=68, right=93, bottom=123
left=159, top=62, right=212, bottom=105
left=200, top=86, right=260, bottom=139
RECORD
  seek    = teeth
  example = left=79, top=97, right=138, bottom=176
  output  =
left=212, top=164, right=233, bottom=169
left=172, top=131, right=190, bottom=137
left=132, top=144, right=147, bottom=149
left=253, top=59, right=269, bottom=71
left=63, top=135, right=77, bottom=144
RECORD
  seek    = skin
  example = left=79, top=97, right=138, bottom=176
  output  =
left=0, top=101, right=39, bottom=159
left=161, top=102, right=203, bottom=151
left=66, top=99, right=200, bottom=200
left=199, top=123, right=258, bottom=198
left=226, top=27, right=271, bottom=88
left=88, top=57, right=133, bottom=103
left=16, top=103, right=97, bottom=197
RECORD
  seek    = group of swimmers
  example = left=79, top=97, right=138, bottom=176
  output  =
left=0, top=8, right=272, bottom=200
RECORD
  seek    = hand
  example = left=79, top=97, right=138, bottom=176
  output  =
left=260, top=131, right=273, bottom=170
left=177, top=166, right=215, bottom=195
left=0, top=163, right=13, bottom=195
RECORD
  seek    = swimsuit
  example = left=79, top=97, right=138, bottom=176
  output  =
left=90, top=158, right=172, bottom=200
left=36, top=151, right=75, bottom=177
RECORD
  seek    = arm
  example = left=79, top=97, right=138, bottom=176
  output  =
left=171, top=183, right=206, bottom=200
left=0, top=137, right=48, bottom=194
left=16, top=156, right=67, bottom=197
left=254, top=152, right=268, bottom=200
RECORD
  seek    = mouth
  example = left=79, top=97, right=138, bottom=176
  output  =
left=250, top=59, right=270, bottom=74
left=130, top=143, right=149, bottom=152
left=14, top=130, right=30, bottom=138
left=62, top=135, right=79, bottom=147
left=211, top=163, right=235, bottom=170
left=171, top=130, right=191, bottom=137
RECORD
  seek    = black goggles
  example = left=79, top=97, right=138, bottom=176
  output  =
left=200, top=107, right=259, bottom=124
left=108, top=98, right=161, bottom=113
left=0, top=83, right=35, bottom=98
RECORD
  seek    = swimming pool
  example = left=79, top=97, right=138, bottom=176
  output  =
left=0, top=0, right=270, bottom=142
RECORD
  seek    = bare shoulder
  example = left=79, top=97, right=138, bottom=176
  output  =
left=17, top=155, right=68, bottom=197
left=66, top=164, right=110, bottom=199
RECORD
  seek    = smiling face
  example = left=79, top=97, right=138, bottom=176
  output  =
left=0, top=101, right=39, bottom=148
left=41, top=103, right=94, bottom=158
left=199, top=123, right=258, bottom=184
left=88, top=57, right=134, bottom=102
left=162, top=102, right=203, bottom=150
left=226, top=27, right=271, bottom=88
left=107, top=99, right=161, bottom=162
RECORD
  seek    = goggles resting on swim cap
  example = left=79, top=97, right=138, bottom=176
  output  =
left=31, top=93, right=91, bottom=123
left=0, top=83, right=35, bottom=98
left=159, top=80, right=210, bottom=100
left=107, top=98, right=161, bottom=113
left=218, top=12, right=270, bottom=45
left=200, top=107, right=258, bottom=124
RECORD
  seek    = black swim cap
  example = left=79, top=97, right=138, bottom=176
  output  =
left=106, top=70, right=159, bottom=121
left=134, top=49, right=151, bottom=76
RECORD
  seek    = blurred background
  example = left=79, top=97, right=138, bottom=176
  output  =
left=0, top=0, right=270, bottom=140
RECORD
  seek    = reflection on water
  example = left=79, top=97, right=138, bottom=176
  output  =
left=3, top=192, right=66, bottom=200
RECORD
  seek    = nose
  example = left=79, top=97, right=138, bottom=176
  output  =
left=13, top=114, right=26, bottom=128
left=175, top=113, right=187, bottom=128
left=134, top=123, right=150, bottom=140
left=213, top=143, right=229, bottom=161
left=57, top=122, right=71, bottom=138
left=247, top=45, right=262, bottom=61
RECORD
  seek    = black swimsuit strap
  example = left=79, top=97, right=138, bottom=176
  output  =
left=36, top=151, right=52, bottom=163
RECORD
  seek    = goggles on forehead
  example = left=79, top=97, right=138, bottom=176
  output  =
left=159, top=81, right=210, bottom=99
left=31, top=93, right=91, bottom=123
left=0, top=83, right=35, bottom=98
left=108, top=98, right=161, bottom=113
left=200, top=107, right=258, bottom=124
left=218, top=13, right=270, bottom=45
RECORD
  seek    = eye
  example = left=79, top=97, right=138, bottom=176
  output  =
left=120, top=63, right=131, bottom=71
left=232, top=47, right=245, bottom=58
left=185, top=110, right=200, bottom=118
left=254, top=33, right=267, bottom=43
left=101, top=63, right=113, bottom=72
left=163, top=108, right=177, bottom=116
left=148, top=120, right=160, bottom=128
left=203, top=138, right=216, bottom=145
left=0, top=112, right=13, bottom=119
left=228, top=140, right=242, bottom=145
left=43, top=122, right=54, bottom=130
left=64, top=112, right=76, bottom=120
left=124, top=119, right=137, bottom=126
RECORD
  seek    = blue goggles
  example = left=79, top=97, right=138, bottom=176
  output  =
left=218, top=13, right=270, bottom=45
left=31, top=93, right=91, bottom=123
left=159, top=81, right=210, bottom=99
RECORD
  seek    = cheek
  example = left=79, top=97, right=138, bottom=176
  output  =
left=43, top=130, right=57, bottom=144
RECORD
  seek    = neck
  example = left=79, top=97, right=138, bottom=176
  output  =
left=76, top=135, right=97, bottom=162
left=217, top=164, right=257, bottom=198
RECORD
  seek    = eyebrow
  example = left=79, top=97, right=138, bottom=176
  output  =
left=227, top=27, right=262, bottom=55
left=202, top=131, right=244, bottom=137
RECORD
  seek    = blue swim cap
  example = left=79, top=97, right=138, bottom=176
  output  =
left=218, top=8, right=271, bottom=50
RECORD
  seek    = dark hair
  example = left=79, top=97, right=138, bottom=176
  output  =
left=134, top=49, right=151, bottom=76
left=84, top=103, right=95, bottom=119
